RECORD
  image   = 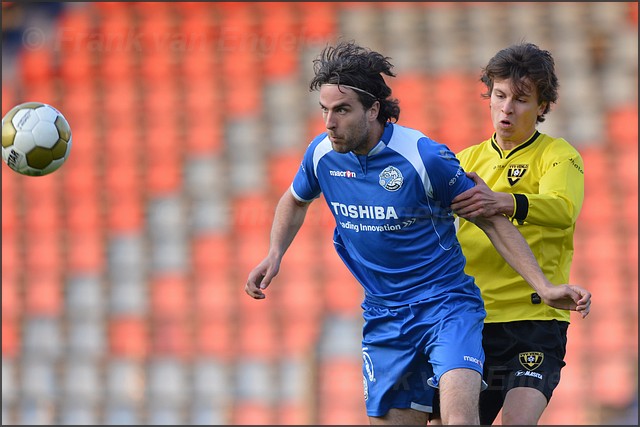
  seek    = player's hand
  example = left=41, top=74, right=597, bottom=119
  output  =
left=245, top=256, right=280, bottom=299
left=539, top=284, right=592, bottom=318
left=451, top=172, right=506, bottom=219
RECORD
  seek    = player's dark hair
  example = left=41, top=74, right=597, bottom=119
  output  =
left=480, top=42, right=559, bottom=123
left=309, top=40, right=400, bottom=125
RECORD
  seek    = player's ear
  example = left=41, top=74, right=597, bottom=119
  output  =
left=537, top=101, right=547, bottom=116
left=368, top=100, right=380, bottom=121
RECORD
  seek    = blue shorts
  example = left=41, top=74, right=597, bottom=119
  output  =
left=361, top=286, right=486, bottom=417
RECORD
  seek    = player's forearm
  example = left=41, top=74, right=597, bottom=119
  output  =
left=268, top=190, right=310, bottom=259
left=475, top=215, right=554, bottom=295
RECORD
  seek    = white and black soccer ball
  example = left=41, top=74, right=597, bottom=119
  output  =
left=2, top=102, right=72, bottom=176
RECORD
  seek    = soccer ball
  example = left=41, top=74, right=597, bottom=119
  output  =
left=2, top=102, right=72, bottom=176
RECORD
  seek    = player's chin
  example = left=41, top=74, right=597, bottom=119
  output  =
left=331, top=144, right=349, bottom=154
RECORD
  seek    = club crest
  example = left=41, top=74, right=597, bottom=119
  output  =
left=507, top=164, right=528, bottom=186
left=519, top=351, right=544, bottom=370
left=379, top=166, right=403, bottom=191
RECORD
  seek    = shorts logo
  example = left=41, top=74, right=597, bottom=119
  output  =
left=507, top=164, right=528, bottom=186
left=519, top=351, right=544, bottom=370
left=379, top=166, right=403, bottom=191
left=363, top=375, right=368, bottom=400
left=362, top=347, right=376, bottom=382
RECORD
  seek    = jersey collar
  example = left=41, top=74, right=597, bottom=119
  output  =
left=368, top=122, right=394, bottom=156
left=490, top=130, right=540, bottom=159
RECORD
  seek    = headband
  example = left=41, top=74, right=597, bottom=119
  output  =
left=323, top=83, right=377, bottom=99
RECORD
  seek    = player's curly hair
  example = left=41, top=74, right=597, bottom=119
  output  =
left=480, top=42, right=559, bottom=123
left=309, top=40, right=400, bottom=125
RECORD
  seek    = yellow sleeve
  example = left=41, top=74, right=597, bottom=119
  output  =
left=512, top=145, right=584, bottom=229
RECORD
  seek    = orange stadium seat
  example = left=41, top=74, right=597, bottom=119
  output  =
left=629, top=1, right=639, bottom=25
left=17, top=48, right=55, bottom=86
left=108, top=315, right=149, bottom=359
left=102, top=81, right=138, bottom=122
left=183, top=73, right=219, bottom=108
left=191, top=232, right=232, bottom=273
left=145, top=155, right=183, bottom=196
left=56, top=3, right=94, bottom=50
left=22, top=193, right=60, bottom=235
left=103, top=128, right=138, bottom=188
left=317, top=358, right=369, bottom=425
left=234, top=234, right=271, bottom=280
left=20, top=81, right=59, bottom=108
left=142, top=117, right=182, bottom=192
left=58, top=84, right=97, bottom=137
left=65, top=195, right=101, bottom=233
left=606, top=103, right=639, bottom=148
left=281, top=315, right=320, bottom=358
left=225, top=76, right=263, bottom=118
left=591, top=353, right=636, bottom=408
left=24, top=273, right=62, bottom=317
left=321, top=240, right=364, bottom=315
left=66, top=231, right=105, bottom=274
left=299, top=2, right=337, bottom=40
left=1, top=318, right=19, bottom=357
left=613, top=142, right=639, bottom=200
left=105, top=192, right=144, bottom=233
left=61, top=159, right=99, bottom=200
left=99, top=49, right=136, bottom=82
left=195, top=315, right=235, bottom=360
left=232, top=400, right=276, bottom=425
left=258, top=2, right=299, bottom=80
left=590, top=311, right=633, bottom=355
left=306, top=115, right=327, bottom=142
left=151, top=317, right=193, bottom=359
left=178, top=1, right=213, bottom=19
left=237, top=306, right=279, bottom=360
left=2, top=273, right=20, bottom=320
left=232, top=192, right=274, bottom=234
left=59, top=50, right=95, bottom=84
left=276, top=400, right=311, bottom=425
left=392, top=72, right=431, bottom=131
left=1, top=226, right=19, bottom=277
left=194, top=279, right=235, bottom=321
left=149, top=273, right=190, bottom=319
left=139, top=49, right=176, bottom=83
left=23, top=234, right=63, bottom=279
left=268, top=150, right=303, bottom=194
left=184, top=115, right=224, bottom=155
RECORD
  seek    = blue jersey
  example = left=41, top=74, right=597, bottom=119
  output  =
left=291, top=123, right=478, bottom=306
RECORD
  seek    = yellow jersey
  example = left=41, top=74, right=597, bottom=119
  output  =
left=456, top=131, right=585, bottom=323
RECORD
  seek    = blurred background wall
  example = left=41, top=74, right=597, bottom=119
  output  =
left=1, top=2, right=638, bottom=425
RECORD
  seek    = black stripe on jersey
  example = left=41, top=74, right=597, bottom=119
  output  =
left=490, top=131, right=541, bottom=159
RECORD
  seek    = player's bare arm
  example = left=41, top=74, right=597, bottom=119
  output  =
left=472, top=214, right=591, bottom=317
left=451, top=172, right=514, bottom=218
left=245, top=190, right=311, bottom=299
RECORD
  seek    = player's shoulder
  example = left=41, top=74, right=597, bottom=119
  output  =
left=456, top=137, right=491, bottom=160
left=389, top=122, right=430, bottom=144
left=388, top=123, right=450, bottom=160
left=308, top=131, right=329, bottom=148
left=538, top=133, right=581, bottom=157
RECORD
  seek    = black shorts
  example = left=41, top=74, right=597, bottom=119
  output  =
left=479, top=320, right=569, bottom=424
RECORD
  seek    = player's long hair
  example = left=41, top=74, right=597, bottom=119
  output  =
left=480, top=42, right=559, bottom=123
left=309, top=40, right=401, bottom=125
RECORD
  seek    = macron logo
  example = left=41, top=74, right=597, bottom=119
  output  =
left=330, top=170, right=357, bottom=178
